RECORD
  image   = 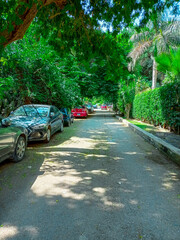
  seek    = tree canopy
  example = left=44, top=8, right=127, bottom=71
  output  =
left=1, top=0, right=180, bottom=48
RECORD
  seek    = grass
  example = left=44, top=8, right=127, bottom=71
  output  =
left=127, top=119, right=155, bottom=132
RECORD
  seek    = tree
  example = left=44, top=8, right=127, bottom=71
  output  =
left=0, top=25, right=129, bottom=114
left=156, top=47, right=180, bottom=82
left=128, top=20, right=180, bottom=89
left=0, top=0, right=179, bottom=48
left=0, top=26, right=84, bottom=114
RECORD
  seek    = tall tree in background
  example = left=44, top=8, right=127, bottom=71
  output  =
left=128, top=20, right=180, bottom=89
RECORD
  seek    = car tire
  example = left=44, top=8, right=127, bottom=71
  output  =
left=45, top=128, right=51, bottom=143
left=13, top=136, right=26, bottom=162
left=67, top=120, right=71, bottom=127
left=60, top=122, right=64, bottom=132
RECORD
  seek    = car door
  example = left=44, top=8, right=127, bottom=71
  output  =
left=53, top=107, right=62, bottom=132
left=49, top=107, right=57, bottom=134
left=0, top=123, right=14, bottom=161
left=66, top=109, right=71, bottom=121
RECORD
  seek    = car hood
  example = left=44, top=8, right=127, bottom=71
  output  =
left=6, top=116, right=48, bottom=128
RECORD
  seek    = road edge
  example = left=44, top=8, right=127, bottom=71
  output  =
left=115, top=116, right=180, bottom=166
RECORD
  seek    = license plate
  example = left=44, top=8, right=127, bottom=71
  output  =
left=77, top=113, right=81, bottom=116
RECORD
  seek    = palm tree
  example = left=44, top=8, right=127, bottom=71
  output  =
left=128, top=20, right=180, bottom=89
left=156, top=47, right=180, bottom=81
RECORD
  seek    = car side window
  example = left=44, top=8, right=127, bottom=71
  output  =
left=54, top=107, right=60, bottom=116
left=14, top=107, right=26, bottom=116
left=50, top=107, right=55, bottom=117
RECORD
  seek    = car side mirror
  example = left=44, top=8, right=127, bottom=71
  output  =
left=50, top=112, right=55, bottom=118
left=1, top=119, right=11, bottom=127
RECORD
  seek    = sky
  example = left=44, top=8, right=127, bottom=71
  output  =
left=99, top=1, right=180, bottom=32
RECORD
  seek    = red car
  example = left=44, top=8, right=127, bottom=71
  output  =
left=71, top=106, right=88, bottom=118
left=101, top=105, right=107, bottom=110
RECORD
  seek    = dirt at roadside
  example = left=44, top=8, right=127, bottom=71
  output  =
left=116, top=115, right=180, bottom=149
left=148, top=127, right=180, bottom=149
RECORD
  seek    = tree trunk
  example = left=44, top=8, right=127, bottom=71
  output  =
left=152, top=58, right=157, bottom=89
left=125, top=103, right=131, bottom=119
left=1, top=0, right=67, bottom=47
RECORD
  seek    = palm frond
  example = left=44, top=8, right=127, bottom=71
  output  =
left=162, top=21, right=180, bottom=47
left=128, top=40, right=152, bottom=70
left=130, top=31, right=153, bottom=43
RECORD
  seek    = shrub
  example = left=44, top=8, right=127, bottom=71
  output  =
left=132, top=82, right=180, bottom=133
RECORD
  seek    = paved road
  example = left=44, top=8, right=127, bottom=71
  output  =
left=0, top=111, right=180, bottom=240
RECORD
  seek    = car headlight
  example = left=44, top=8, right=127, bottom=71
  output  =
left=24, top=128, right=28, bottom=135
left=32, top=124, right=47, bottom=129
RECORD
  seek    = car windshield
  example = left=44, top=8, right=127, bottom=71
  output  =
left=60, top=108, right=66, bottom=113
left=13, top=106, right=49, bottom=117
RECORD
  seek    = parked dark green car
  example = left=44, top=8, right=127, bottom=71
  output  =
left=0, top=119, right=28, bottom=163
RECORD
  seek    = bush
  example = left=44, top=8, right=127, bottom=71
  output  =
left=132, top=82, right=180, bottom=133
left=117, top=79, right=135, bottom=118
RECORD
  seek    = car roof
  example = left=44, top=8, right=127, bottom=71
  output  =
left=23, top=104, right=51, bottom=108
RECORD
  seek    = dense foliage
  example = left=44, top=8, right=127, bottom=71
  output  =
left=156, top=47, right=180, bottom=83
left=0, top=25, right=126, bottom=116
left=132, top=82, right=180, bottom=133
left=1, top=0, right=178, bottom=48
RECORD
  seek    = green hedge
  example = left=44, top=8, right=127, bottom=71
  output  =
left=132, top=82, right=180, bottom=132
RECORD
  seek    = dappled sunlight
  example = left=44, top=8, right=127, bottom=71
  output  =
left=93, top=187, right=124, bottom=208
left=123, top=151, right=146, bottom=156
left=28, top=127, right=124, bottom=209
left=1, top=110, right=180, bottom=240
left=112, top=156, right=122, bottom=161
left=161, top=171, right=180, bottom=190
left=104, top=122, right=123, bottom=126
left=145, top=167, right=153, bottom=172
left=120, top=178, right=128, bottom=182
left=142, top=160, right=180, bottom=192
left=84, top=169, right=108, bottom=175
left=102, top=197, right=124, bottom=208
left=0, top=226, right=19, bottom=239
left=162, top=182, right=173, bottom=190
left=39, top=136, right=110, bottom=150
left=30, top=164, right=123, bottom=207
left=31, top=168, right=86, bottom=200
left=123, top=151, right=137, bottom=155
left=87, top=130, right=106, bottom=134
left=93, top=187, right=106, bottom=194
left=106, top=140, right=117, bottom=145
left=22, top=226, right=39, bottom=237
left=0, top=225, right=39, bottom=240
left=129, top=199, right=138, bottom=205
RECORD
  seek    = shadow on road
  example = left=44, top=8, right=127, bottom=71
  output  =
left=0, top=110, right=180, bottom=240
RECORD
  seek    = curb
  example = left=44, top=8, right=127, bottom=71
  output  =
left=115, top=116, right=180, bottom=166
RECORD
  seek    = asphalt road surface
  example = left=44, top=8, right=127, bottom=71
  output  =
left=0, top=110, right=180, bottom=240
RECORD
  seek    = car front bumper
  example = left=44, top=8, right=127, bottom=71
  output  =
left=73, top=113, right=87, bottom=117
left=28, top=129, right=47, bottom=141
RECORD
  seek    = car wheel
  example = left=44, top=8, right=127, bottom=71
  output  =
left=13, top=136, right=26, bottom=162
left=60, top=122, right=64, bottom=132
left=67, top=120, right=71, bottom=127
left=45, top=128, right=51, bottom=143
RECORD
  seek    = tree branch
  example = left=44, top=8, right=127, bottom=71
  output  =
left=1, top=0, right=67, bottom=47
